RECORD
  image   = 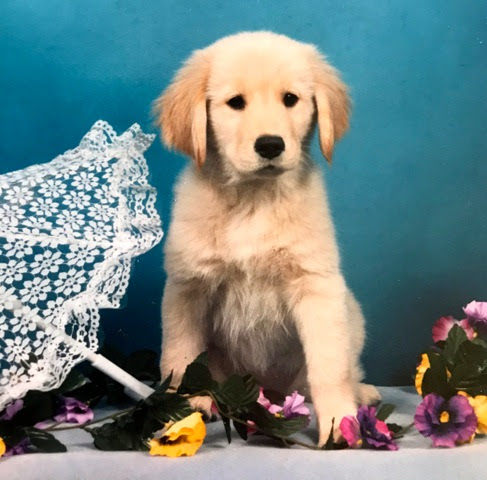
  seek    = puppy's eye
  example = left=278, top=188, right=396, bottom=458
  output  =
left=226, top=95, right=246, bottom=110
left=283, top=92, right=299, bottom=108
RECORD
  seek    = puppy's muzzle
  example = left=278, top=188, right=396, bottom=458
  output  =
left=254, top=135, right=285, bottom=160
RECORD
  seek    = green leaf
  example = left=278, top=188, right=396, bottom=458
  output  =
left=214, top=375, right=246, bottom=411
left=376, top=403, right=395, bottom=422
left=246, top=404, right=309, bottom=437
left=56, top=369, right=89, bottom=395
left=323, top=418, right=335, bottom=450
left=421, top=351, right=455, bottom=398
left=87, top=420, right=138, bottom=451
left=24, top=428, right=67, bottom=453
left=178, top=362, right=215, bottom=395
left=148, top=393, right=192, bottom=423
left=222, top=416, right=232, bottom=443
left=386, top=423, right=403, bottom=435
left=0, top=421, right=28, bottom=448
left=233, top=419, right=249, bottom=441
left=443, top=325, right=468, bottom=367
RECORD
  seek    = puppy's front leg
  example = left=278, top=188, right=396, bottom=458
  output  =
left=161, top=280, right=208, bottom=387
left=290, top=274, right=357, bottom=446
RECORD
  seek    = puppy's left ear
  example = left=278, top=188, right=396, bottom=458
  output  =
left=308, top=47, right=351, bottom=163
left=153, top=49, right=210, bottom=168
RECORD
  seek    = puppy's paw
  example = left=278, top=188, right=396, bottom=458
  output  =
left=189, top=395, right=217, bottom=422
left=317, top=401, right=357, bottom=447
left=357, top=383, right=381, bottom=406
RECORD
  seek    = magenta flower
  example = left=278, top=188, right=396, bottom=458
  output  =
left=339, top=416, right=362, bottom=448
left=463, top=301, right=487, bottom=337
left=432, top=316, right=475, bottom=343
left=414, top=393, right=478, bottom=448
left=0, top=399, right=24, bottom=421
left=339, top=406, right=398, bottom=450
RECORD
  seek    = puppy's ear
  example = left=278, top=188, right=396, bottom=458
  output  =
left=153, top=50, right=210, bottom=168
left=308, top=47, right=350, bottom=163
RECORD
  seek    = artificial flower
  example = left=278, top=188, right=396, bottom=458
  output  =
left=3, top=438, right=30, bottom=457
left=414, top=393, right=477, bottom=447
left=280, top=391, right=310, bottom=420
left=339, top=415, right=362, bottom=448
left=431, top=316, right=475, bottom=343
left=257, top=387, right=274, bottom=411
left=0, top=438, right=5, bottom=457
left=0, top=399, right=23, bottom=421
left=149, top=412, right=206, bottom=458
left=257, top=388, right=310, bottom=420
left=458, top=392, right=487, bottom=434
left=463, top=301, right=487, bottom=337
left=415, top=354, right=430, bottom=395
left=53, top=396, right=94, bottom=424
left=339, top=406, right=398, bottom=450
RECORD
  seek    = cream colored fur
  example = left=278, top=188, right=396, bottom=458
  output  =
left=154, top=31, right=380, bottom=445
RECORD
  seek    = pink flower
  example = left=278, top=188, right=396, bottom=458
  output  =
left=432, top=316, right=475, bottom=343
left=339, top=406, right=398, bottom=450
left=257, top=387, right=274, bottom=410
left=463, top=301, right=487, bottom=338
left=340, top=416, right=362, bottom=448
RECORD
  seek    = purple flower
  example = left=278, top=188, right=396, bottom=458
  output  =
left=281, top=391, right=310, bottom=420
left=258, top=389, right=310, bottom=421
left=432, top=316, right=475, bottom=343
left=0, top=399, right=24, bottom=421
left=3, top=438, right=30, bottom=457
left=53, top=396, right=94, bottom=424
left=339, top=406, right=398, bottom=450
left=36, top=396, right=94, bottom=428
left=463, top=301, right=487, bottom=337
left=414, top=393, right=478, bottom=448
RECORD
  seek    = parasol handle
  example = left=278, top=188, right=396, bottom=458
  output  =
left=84, top=351, right=155, bottom=400
left=36, top=320, right=154, bottom=400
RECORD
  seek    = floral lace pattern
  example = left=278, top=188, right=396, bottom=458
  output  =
left=0, top=121, right=163, bottom=409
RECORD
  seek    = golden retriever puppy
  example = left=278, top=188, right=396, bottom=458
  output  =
left=154, top=31, right=380, bottom=445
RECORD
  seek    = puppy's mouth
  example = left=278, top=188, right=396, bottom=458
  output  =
left=255, top=165, right=286, bottom=177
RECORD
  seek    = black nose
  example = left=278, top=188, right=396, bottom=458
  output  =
left=254, top=135, right=285, bottom=160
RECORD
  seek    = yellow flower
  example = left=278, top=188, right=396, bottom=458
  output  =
left=149, top=412, right=206, bottom=458
left=0, top=437, right=5, bottom=457
left=458, top=392, right=487, bottom=434
left=415, top=354, right=430, bottom=395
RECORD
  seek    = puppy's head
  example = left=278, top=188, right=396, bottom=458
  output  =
left=154, top=32, right=350, bottom=183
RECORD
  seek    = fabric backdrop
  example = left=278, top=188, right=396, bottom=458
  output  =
left=1, top=0, right=485, bottom=385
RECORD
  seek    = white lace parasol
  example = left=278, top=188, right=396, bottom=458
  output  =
left=0, top=121, right=162, bottom=409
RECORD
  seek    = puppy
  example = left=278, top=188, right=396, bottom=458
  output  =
left=154, top=31, right=380, bottom=445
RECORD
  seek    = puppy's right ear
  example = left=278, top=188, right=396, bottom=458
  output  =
left=153, top=50, right=210, bottom=168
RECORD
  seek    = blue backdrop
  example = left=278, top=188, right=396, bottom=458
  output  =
left=1, top=1, right=486, bottom=385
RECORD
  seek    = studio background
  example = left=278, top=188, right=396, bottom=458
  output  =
left=1, top=0, right=485, bottom=385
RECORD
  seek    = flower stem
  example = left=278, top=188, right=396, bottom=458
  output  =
left=48, top=407, right=134, bottom=432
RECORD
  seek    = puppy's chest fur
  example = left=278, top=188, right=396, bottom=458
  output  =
left=171, top=188, right=308, bottom=374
